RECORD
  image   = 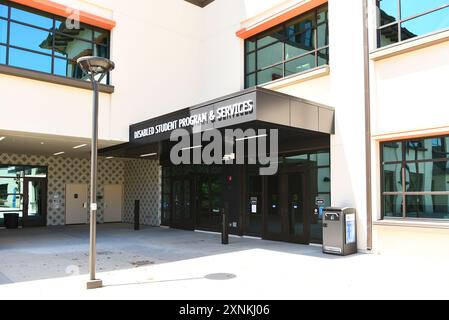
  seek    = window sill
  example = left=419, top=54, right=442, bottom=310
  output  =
left=261, top=65, right=330, bottom=90
left=370, top=28, right=449, bottom=61
left=0, top=64, right=114, bottom=94
left=374, top=219, right=449, bottom=230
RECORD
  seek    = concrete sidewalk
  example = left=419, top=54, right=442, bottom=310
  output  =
left=0, top=224, right=448, bottom=299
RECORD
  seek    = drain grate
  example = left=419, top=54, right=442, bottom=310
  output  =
left=205, top=273, right=237, bottom=281
left=131, top=260, right=155, bottom=267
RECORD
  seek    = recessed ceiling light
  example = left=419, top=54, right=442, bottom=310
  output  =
left=0, top=137, right=5, bottom=141
left=106, top=156, right=114, bottom=159
left=73, top=144, right=87, bottom=149
left=140, top=153, right=157, bottom=158
left=40, top=142, right=45, bottom=145
left=53, top=152, right=65, bottom=156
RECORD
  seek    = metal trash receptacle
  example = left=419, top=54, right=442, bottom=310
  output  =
left=4, top=213, right=20, bottom=229
left=322, top=207, right=357, bottom=256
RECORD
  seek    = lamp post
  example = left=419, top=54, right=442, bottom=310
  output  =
left=77, top=56, right=115, bottom=290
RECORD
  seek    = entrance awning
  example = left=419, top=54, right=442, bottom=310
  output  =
left=100, top=87, right=334, bottom=159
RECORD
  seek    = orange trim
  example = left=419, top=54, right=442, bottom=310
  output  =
left=10, top=0, right=116, bottom=30
left=236, top=0, right=327, bottom=39
left=373, top=126, right=449, bottom=142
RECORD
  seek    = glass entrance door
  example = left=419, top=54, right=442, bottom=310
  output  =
left=23, top=178, right=47, bottom=227
left=171, top=178, right=192, bottom=230
left=263, top=171, right=308, bottom=243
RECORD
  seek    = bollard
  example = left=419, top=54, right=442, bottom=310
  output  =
left=134, top=200, right=140, bottom=231
left=222, top=203, right=229, bottom=245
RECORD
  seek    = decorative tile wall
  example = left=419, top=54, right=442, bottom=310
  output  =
left=123, top=159, right=161, bottom=226
left=0, top=153, right=161, bottom=227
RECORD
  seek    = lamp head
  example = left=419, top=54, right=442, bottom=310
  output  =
left=77, top=56, right=115, bottom=76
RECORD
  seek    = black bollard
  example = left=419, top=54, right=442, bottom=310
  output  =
left=134, top=200, right=140, bottom=231
left=222, top=203, right=229, bottom=245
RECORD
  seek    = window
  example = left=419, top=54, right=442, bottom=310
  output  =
left=0, top=1, right=111, bottom=84
left=245, top=4, right=329, bottom=88
left=381, top=135, right=449, bottom=220
left=377, top=0, right=449, bottom=48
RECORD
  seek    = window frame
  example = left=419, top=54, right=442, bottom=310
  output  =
left=244, top=4, right=329, bottom=88
left=376, top=0, right=449, bottom=49
left=0, top=1, right=111, bottom=84
left=381, top=135, right=449, bottom=220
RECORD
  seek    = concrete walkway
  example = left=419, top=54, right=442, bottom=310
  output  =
left=0, top=224, right=448, bottom=299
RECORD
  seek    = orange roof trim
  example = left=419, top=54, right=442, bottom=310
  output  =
left=10, top=0, right=116, bottom=30
left=237, top=0, right=327, bottom=39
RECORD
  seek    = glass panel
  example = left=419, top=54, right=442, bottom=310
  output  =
left=317, top=167, right=331, bottom=193
left=24, top=167, right=47, bottom=178
left=383, top=141, right=402, bottom=162
left=378, top=0, right=398, bottom=26
left=286, top=12, right=315, bottom=35
left=401, top=6, right=449, bottom=41
left=285, top=52, right=315, bottom=76
left=317, top=22, right=328, bottom=48
left=161, top=193, right=170, bottom=225
left=0, top=19, right=7, bottom=43
left=54, top=58, right=83, bottom=79
left=383, top=163, right=403, bottom=192
left=245, top=73, right=256, bottom=88
left=257, top=41, right=282, bottom=69
left=0, top=44, right=5, bottom=64
left=54, top=33, right=93, bottom=59
left=0, top=177, right=23, bottom=194
left=27, top=180, right=43, bottom=218
left=317, top=6, right=328, bottom=24
left=406, top=195, right=449, bottom=219
left=246, top=52, right=255, bottom=73
left=10, top=23, right=53, bottom=54
left=378, top=24, right=399, bottom=47
left=267, top=175, right=282, bottom=234
left=94, top=29, right=109, bottom=45
left=94, top=43, right=108, bottom=58
left=0, top=2, right=7, bottom=18
left=0, top=165, right=25, bottom=177
left=245, top=38, right=256, bottom=52
left=288, top=173, right=304, bottom=237
left=405, top=139, right=432, bottom=161
left=257, top=26, right=284, bottom=48
left=406, top=161, right=449, bottom=192
left=285, top=29, right=315, bottom=60
left=317, top=48, right=329, bottom=66
left=55, top=19, right=93, bottom=41
left=9, top=48, right=52, bottom=73
left=257, top=64, right=283, bottom=85
left=172, top=180, right=184, bottom=223
left=316, top=151, right=330, bottom=166
left=384, top=195, right=403, bottom=217
left=0, top=195, right=23, bottom=216
left=11, top=6, right=53, bottom=29
left=401, top=0, right=449, bottom=20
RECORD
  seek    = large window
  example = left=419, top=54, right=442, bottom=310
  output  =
left=245, top=5, right=329, bottom=88
left=377, top=0, right=449, bottom=48
left=381, top=136, right=449, bottom=220
left=0, top=0, right=110, bottom=83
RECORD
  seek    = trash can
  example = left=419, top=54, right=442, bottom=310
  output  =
left=322, top=207, right=357, bottom=256
left=4, top=213, right=20, bottom=229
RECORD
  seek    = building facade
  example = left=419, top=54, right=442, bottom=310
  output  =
left=0, top=0, right=448, bottom=256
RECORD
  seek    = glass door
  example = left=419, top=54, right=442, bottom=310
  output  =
left=171, top=178, right=193, bottom=230
left=23, top=178, right=47, bottom=227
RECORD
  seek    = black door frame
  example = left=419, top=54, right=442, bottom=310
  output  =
left=23, top=177, right=47, bottom=228
left=261, top=166, right=311, bottom=244
left=169, top=175, right=194, bottom=230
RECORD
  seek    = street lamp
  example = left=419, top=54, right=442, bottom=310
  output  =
left=77, top=56, right=115, bottom=290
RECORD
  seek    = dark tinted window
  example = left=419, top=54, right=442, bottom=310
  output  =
left=381, top=135, right=449, bottom=220
left=245, top=4, right=329, bottom=87
left=0, top=2, right=111, bottom=83
left=377, top=1, right=449, bottom=48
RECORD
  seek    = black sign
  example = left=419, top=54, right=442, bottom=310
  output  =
left=130, top=92, right=257, bottom=144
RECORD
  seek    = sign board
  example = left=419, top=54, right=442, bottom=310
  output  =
left=130, top=92, right=257, bottom=144
left=345, top=213, right=356, bottom=244
left=315, top=198, right=325, bottom=206
left=250, top=197, right=258, bottom=214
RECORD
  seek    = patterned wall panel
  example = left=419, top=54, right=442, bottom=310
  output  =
left=0, top=153, right=124, bottom=226
left=123, top=159, right=161, bottom=226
